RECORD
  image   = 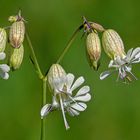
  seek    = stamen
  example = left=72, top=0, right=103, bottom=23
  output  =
left=59, top=94, right=70, bottom=130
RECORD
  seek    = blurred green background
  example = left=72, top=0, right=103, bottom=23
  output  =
left=0, top=0, right=140, bottom=140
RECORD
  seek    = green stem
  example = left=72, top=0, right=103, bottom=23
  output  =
left=26, top=32, right=47, bottom=140
left=42, top=78, right=47, bottom=105
left=56, top=24, right=83, bottom=64
left=40, top=78, right=47, bottom=140
left=26, top=32, right=44, bottom=79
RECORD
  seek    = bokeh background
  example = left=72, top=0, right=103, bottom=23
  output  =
left=0, top=0, right=140, bottom=140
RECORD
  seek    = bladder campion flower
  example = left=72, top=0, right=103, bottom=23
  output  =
left=90, top=22, right=105, bottom=32
left=9, top=44, right=24, bottom=70
left=41, top=64, right=91, bottom=130
left=83, top=17, right=102, bottom=70
left=100, top=47, right=140, bottom=83
left=0, top=52, right=10, bottom=79
left=9, top=11, right=25, bottom=48
left=86, top=32, right=101, bottom=70
left=102, top=29, right=126, bottom=59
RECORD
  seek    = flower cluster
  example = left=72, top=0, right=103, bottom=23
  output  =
left=0, top=11, right=25, bottom=80
left=1, top=11, right=140, bottom=133
left=41, top=64, right=91, bottom=130
left=0, top=12, right=93, bottom=131
left=100, top=48, right=140, bottom=82
left=83, top=17, right=140, bottom=83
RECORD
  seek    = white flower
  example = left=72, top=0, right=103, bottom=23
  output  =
left=0, top=52, right=10, bottom=80
left=125, top=47, right=140, bottom=64
left=41, top=72, right=91, bottom=130
left=100, top=47, right=140, bottom=83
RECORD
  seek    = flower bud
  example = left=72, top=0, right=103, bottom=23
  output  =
left=0, top=28, right=7, bottom=52
left=9, top=44, right=24, bottom=70
left=9, top=20, right=25, bottom=48
left=90, top=22, right=105, bottom=32
left=8, top=16, right=18, bottom=23
left=86, top=32, right=101, bottom=70
left=102, top=29, right=126, bottom=59
left=47, top=64, right=66, bottom=93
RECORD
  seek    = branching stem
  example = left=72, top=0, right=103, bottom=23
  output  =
left=56, top=24, right=83, bottom=63
left=26, top=32, right=47, bottom=140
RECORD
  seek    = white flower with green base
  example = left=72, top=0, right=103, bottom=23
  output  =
left=41, top=64, right=91, bottom=130
left=100, top=47, right=140, bottom=83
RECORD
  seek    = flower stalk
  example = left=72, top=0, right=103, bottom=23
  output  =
left=26, top=32, right=44, bottom=79
left=56, top=25, right=83, bottom=64
left=26, top=32, right=47, bottom=140
left=40, top=77, right=47, bottom=140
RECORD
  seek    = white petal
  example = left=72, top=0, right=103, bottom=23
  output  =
left=66, top=73, right=75, bottom=91
left=126, top=48, right=133, bottom=58
left=53, top=76, right=66, bottom=92
left=130, top=47, right=140, bottom=60
left=67, top=108, right=75, bottom=116
left=3, top=73, right=9, bottom=80
left=0, top=64, right=10, bottom=72
left=74, top=93, right=91, bottom=102
left=115, top=56, right=125, bottom=65
left=52, top=96, right=59, bottom=108
left=68, top=108, right=80, bottom=116
left=100, top=71, right=112, bottom=80
left=108, top=60, right=115, bottom=68
left=135, top=52, right=140, bottom=59
left=131, top=53, right=140, bottom=63
left=131, top=58, right=140, bottom=63
left=40, top=104, right=52, bottom=118
left=0, top=72, right=9, bottom=80
left=71, top=102, right=87, bottom=111
left=0, top=52, right=6, bottom=60
left=70, top=76, right=85, bottom=92
left=76, top=86, right=90, bottom=96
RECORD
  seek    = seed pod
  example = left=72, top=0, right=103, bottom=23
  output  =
left=47, top=64, right=66, bottom=93
left=0, top=28, right=7, bottom=52
left=9, top=44, right=24, bottom=70
left=9, top=20, right=25, bottom=48
left=102, top=29, right=126, bottom=59
left=86, top=32, right=101, bottom=70
left=90, top=22, right=105, bottom=32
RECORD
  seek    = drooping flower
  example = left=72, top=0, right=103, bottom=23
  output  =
left=86, top=32, right=101, bottom=70
left=82, top=17, right=102, bottom=70
left=41, top=64, right=91, bottom=130
left=102, top=29, right=126, bottom=59
left=9, top=44, right=24, bottom=70
left=9, top=11, right=25, bottom=48
left=0, top=52, right=10, bottom=80
left=100, top=47, right=140, bottom=83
